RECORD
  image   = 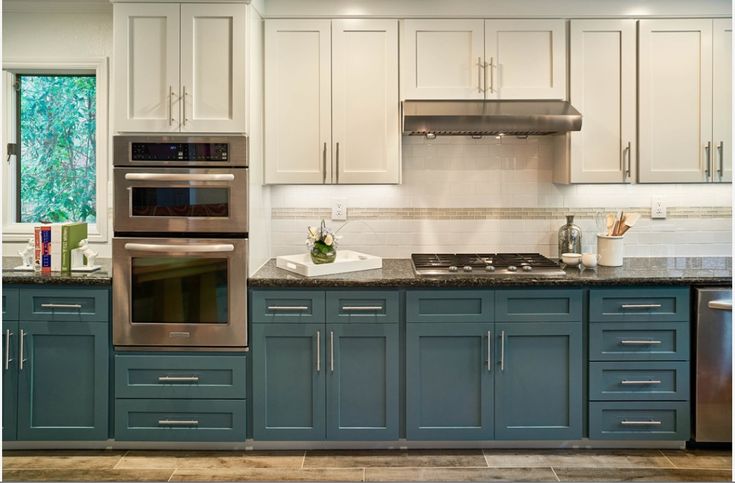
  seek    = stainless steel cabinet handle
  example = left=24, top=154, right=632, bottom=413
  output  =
left=157, top=376, right=200, bottom=383
left=488, top=57, right=495, bottom=94
left=19, top=330, right=26, bottom=371
left=487, top=331, right=492, bottom=372
left=499, top=330, right=505, bottom=372
left=169, top=85, right=174, bottom=126
left=329, top=331, right=334, bottom=373
left=341, top=306, right=383, bottom=311
left=717, top=141, right=724, bottom=180
left=705, top=141, right=712, bottom=179
left=41, top=303, right=82, bottom=310
left=267, top=305, right=309, bottom=312
left=624, top=141, right=632, bottom=179
left=124, top=243, right=235, bottom=253
left=477, top=57, right=483, bottom=93
left=316, top=330, right=321, bottom=373
left=182, top=85, right=188, bottom=126
left=620, top=379, right=661, bottom=385
left=322, top=142, right=327, bottom=184
left=124, top=173, right=235, bottom=182
left=158, top=419, right=199, bottom=427
left=708, top=300, right=733, bottom=311
left=620, top=304, right=662, bottom=309
left=335, top=142, right=340, bottom=184
left=620, top=419, right=662, bottom=426
left=619, top=339, right=662, bottom=345
left=5, top=330, right=12, bottom=371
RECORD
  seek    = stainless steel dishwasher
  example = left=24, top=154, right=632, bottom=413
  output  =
left=694, top=288, right=732, bottom=443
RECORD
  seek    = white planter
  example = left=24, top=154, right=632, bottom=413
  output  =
left=597, top=234, right=624, bottom=267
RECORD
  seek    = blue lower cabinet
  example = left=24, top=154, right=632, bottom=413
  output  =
left=115, top=399, right=246, bottom=442
left=589, top=401, right=690, bottom=440
left=326, top=323, right=399, bottom=440
left=17, top=321, right=109, bottom=441
left=2, top=321, right=19, bottom=441
left=494, top=322, right=583, bottom=440
left=406, top=323, right=494, bottom=440
left=252, top=323, right=326, bottom=440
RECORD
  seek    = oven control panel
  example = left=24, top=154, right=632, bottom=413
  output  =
left=131, top=142, right=229, bottom=162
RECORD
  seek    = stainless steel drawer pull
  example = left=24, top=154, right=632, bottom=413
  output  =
left=486, top=330, right=492, bottom=372
left=157, top=376, right=200, bottom=383
left=329, top=331, right=334, bottom=373
left=158, top=419, right=199, bottom=427
left=124, top=173, right=235, bottom=182
left=620, top=419, right=662, bottom=426
left=5, top=330, right=12, bottom=371
left=620, top=304, right=663, bottom=309
left=267, top=305, right=309, bottom=311
left=619, top=340, right=662, bottom=345
left=708, top=300, right=732, bottom=311
left=41, top=303, right=82, bottom=310
left=499, top=330, right=506, bottom=372
left=316, top=330, right=321, bottom=373
left=341, top=306, right=383, bottom=311
left=19, top=330, right=26, bottom=371
left=620, top=380, right=662, bottom=385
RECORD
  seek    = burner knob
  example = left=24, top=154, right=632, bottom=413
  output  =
left=463, top=266, right=473, bottom=272
left=507, top=265, right=518, bottom=272
left=522, top=265, right=533, bottom=272
left=448, top=265, right=458, bottom=272
left=485, top=265, right=496, bottom=272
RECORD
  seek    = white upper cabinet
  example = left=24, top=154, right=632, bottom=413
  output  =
left=114, top=2, right=246, bottom=133
left=484, top=19, right=566, bottom=99
left=401, top=20, right=485, bottom=100
left=638, top=19, right=713, bottom=183
left=264, top=20, right=332, bottom=184
left=563, top=19, right=636, bottom=183
left=332, top=20, right=400, bottom=184
left=114, top=3, right=180, bottom=132
left=180, top=4, right=246, bottom=133
left=713, top=18, right=732, bottom=183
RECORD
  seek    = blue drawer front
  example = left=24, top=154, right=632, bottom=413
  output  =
left=3, top=288, right=19, bottom=321
left=589, top=362, right=690, bottom=401
left=406, top=290, right=493, bottom=323
left=326, top=291, right=399, bottom=324
left=589, top=322, right=690, bottom=361
left=589, top=401, right=690, bottom=440
left=251, top=290, right=325, bottom=324
left=115, top=399, right=246, bottom=442
left=589, top=288, right=689, bottom=323
left=115, top=354, right=247, bottom=399
left=19, top=287, right=109, bottom=322
left=495, top=289, right=582, bottom=322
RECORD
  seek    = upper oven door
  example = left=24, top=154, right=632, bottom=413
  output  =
left=114, top=167, right=248, bottom=234
left=113, top=135, right=247, bottom=168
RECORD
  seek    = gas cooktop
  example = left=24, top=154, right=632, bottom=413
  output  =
left=411, top=253, right=566, bottom=277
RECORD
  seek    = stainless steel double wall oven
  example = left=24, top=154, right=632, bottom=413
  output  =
left=113, top=135, right=248, bottom=350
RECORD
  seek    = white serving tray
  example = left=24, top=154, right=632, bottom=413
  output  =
left=276, top=250, right=382, bottom=277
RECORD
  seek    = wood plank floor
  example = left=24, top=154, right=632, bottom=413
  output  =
left=2, top=448, right=731, bottom=482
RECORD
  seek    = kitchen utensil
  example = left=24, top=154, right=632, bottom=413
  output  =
left=597, top=234, right=624, bottom=266
left=612, top=210, right=624, bottom=236
left=582, top=252, right=601, bottom=269
left=606, top=214, right=615, bottom=236
left=594, top=211, right=606, bottom=235
left=561, top=253, right=582, bottom=266
left=618, top=212, right=641, bottom=236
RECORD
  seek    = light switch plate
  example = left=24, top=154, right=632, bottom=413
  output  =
left=651, top=199, right=667, bottom=219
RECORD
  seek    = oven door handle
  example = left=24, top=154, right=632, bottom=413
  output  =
left=124, top=173, right=235, bottom=182
left=124, top=243, right=235, bottom=253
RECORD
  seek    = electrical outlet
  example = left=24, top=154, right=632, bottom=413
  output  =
left=331, top=198, right=347, bottom=221
left=651, top=199, right=667, bottom=219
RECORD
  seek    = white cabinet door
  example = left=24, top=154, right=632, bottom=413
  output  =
left=713, top=18, right=732, bottom=183
left=401, top=19, right=485, bottom=100
left=180, top=4, right=246, bottom=133
left=484, top=19, right=566, bottom=99
left=639, top=19, right=713, bottom=183
left=265, top=20, right=331, bottom=184
left=113, top=3, right=180, bottom=132
left=333, top=20, right=400, bottom=184
left=568, top=20, right=636, bottom=183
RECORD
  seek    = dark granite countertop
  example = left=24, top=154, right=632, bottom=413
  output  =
left=248, top=257, right=732, bottom=288
left=3, top=257, right=112, bottom=286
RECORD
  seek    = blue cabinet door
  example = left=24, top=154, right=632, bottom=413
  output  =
left=406, top=323, right=494, bottom=440
left=326, top=323, right=399, bottom=441
left=2, top=321, right=18, bottom=441
left=494, top=322, right=583, bottom=440
left=17, top=321, right=109, bottom=440
left=252, top=323, right=326, bottom=440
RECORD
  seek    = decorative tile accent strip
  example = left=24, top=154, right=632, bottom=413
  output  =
left=272, top=206, right=732, bottom=220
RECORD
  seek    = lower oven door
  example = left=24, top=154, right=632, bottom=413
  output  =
left=114, top=168, right=248, bottom=234
left=113, top=237, right=247, bottom=349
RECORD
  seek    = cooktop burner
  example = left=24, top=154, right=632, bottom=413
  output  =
left=411, top=253, right=566, bottom=276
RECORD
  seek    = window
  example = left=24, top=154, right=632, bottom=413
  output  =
left=15, top=74, right=96, bottom=223
left=3, top=59, right=108, bottom=241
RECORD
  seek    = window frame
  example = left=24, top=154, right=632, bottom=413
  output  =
left=2, top=58, right=109, bottom=244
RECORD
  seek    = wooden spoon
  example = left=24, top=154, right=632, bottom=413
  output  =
left=606, top=214, right=615, bottom=236
left=618, top=212, right=641, bottom=236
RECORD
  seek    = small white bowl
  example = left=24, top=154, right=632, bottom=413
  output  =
left=561, top=253, right=582, bottom=266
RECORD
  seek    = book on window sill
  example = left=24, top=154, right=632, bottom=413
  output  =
left=34, top=222, right=88, bottom=272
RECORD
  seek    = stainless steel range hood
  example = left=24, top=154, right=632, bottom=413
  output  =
left=402, top=100, right=582, bottom=137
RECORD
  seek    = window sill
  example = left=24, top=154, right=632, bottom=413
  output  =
left=2, top=224, right=105, bottom=244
